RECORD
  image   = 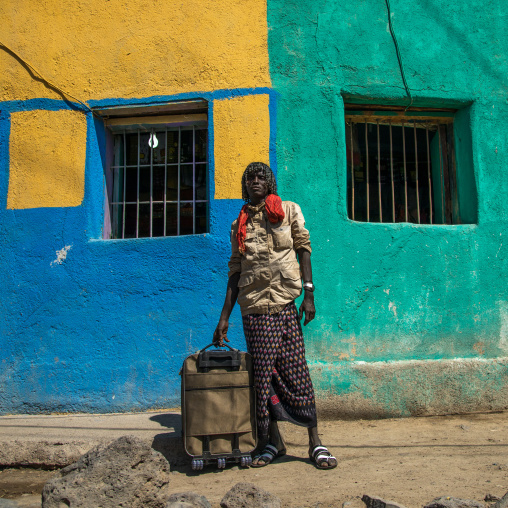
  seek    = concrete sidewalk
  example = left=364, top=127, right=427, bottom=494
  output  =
left=0, top=410, right=184, bottom=468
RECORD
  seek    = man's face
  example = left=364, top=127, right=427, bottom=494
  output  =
left=245, top=170, right=269, bottom=202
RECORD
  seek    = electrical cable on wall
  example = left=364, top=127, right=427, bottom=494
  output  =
left=384, top=0, right=414, bottom=110
left=0, top=40, right=98, bottom=117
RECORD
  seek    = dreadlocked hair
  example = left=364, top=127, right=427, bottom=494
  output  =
left=241, top=162, right=278, bottom=203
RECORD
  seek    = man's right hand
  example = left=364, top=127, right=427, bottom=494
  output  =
left=213, top=319, right=230, bottom=347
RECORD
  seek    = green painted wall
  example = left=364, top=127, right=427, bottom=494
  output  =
left=267, top=0, right=508, bottom=416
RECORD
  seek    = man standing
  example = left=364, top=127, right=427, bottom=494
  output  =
left=214, top=162, right=336, bottom=469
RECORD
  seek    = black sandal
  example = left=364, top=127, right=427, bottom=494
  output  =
left=251, top=444, right=286, bottom=468
left=309, top=445, right=337, bottom=470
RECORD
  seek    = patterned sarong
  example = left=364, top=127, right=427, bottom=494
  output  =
left=242, top=302, right=317, bottom=438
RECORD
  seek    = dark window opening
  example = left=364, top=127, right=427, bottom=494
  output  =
left=345, top=105, right=467, bottom=225
left=100, top=101, right=209, bottom=239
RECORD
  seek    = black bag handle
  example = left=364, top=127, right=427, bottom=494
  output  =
left=198, top=343, right=241, bottom=371
left=200, top=342, right=238, bottom=352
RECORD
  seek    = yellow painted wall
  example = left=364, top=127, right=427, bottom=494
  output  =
left=7, top=110, right=87, bottom=209
left=213, top=94, right=271, bottom=199
left=0, top=0, right=271, bottom=102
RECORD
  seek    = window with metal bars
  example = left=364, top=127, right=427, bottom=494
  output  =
left=102, top=103, right=209, bottom=239
left=345, top=105, right=467, bottom=225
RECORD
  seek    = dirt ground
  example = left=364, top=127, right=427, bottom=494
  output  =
left=1, top=411, right=507, bottom=507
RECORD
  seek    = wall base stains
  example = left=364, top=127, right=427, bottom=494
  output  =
left=313, top=357, right=508, bottom=419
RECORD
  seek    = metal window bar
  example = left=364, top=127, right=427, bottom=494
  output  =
left=111, top=126, right=208, bottom=238
left=365, top=120, right=369, bottom=222
left=122, top=132, right=126, bottom=239
left=346, top=116, right=455, bottom=226
left=111, top=137, right=121, bottom=239
left=136, top=130, right=140, bottom=239
left=350, top=123, right=355, bottom=220
left=447, top=124, right=459, bottom=224
left=438, top=126, right=445, bottom=224
left=149, top=129, right=153, bottom=238
left=389, top=122, right=395, bottom=222
left=193, top=126, right=196, bottom=235
left=377, top=121, right=382, bottom=222
left=164, top=128, right=167, bottom=236
left=426, top=126, right=433, bottom=225
left=440, top=126, right=452, bottom=225
left=177, top=126, right=181, bottom=236
left=414, top=121, right=420, bottom=224
left=402, top=122, right=408, bottom=222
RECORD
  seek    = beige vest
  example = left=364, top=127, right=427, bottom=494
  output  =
left=228, top=201, right=312, bottom=316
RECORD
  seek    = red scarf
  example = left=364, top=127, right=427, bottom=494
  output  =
left=236, top=194, right=285, bottom=254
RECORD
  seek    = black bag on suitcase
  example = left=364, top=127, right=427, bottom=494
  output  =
left=180, top=343, right=257, bottom=470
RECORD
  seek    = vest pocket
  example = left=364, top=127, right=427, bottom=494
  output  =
left=238, top=272, right=256, bottom=288
left=243, top=234, right=257, bottom=255
left=271, top=225, right=293, bottom=250
left=280, top=267, right=301, bottom=292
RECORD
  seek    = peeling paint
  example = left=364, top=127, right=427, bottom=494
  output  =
left=472, top=341, right=486, bottom=356
left=498, top=301, right=508, bottom=354
left=51, top=246, right=72, bottom=267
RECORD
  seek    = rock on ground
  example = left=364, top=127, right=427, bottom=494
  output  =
left=220, top=482, right=281, bottom=508
left=424, top=497, right=485, bottom=508
left=166, top=491, right=211, bottom=508
left=0, top=496, right=41, bottom=508
left=0, top=499, right=18, bottom=508
left=493, top=492, right=508, bottom=508
left=0, top=440, right=94, bottom=468
left=362, top=494, right=408, bottom=508
left=41, top=435, right=171, bottom=508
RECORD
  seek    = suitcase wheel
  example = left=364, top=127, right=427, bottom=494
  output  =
left=240, top=455, right=252, bottom=467
left=191, top=459, right=204, bottom=471
left=217, top=458, right=226, bottom=469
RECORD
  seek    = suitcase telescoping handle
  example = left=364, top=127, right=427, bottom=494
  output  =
left=198, top=343, right=242, bottom=371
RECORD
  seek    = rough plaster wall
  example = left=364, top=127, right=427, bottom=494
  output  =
left=214, top=94, right=271, bottom=199
left=267, top=0, right=508, bottom=415
left=1, top=0, right=507, bottom=416
left=0, top=0, right=271, bottom=101
left=7, top=110, right=87, bottom=209
left=0, top=0, right=274, bottom=414
left=0, top=92, right=273, bottom=414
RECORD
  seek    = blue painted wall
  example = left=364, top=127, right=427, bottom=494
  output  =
left=0, top=91, right=277, bottom=413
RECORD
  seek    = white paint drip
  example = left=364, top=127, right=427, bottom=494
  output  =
left=495, top=240, right=503, bottom=257
left=51, top=245, right=72, bottom=266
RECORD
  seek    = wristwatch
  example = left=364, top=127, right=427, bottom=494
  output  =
left=303, top=281, right=315, bottom=292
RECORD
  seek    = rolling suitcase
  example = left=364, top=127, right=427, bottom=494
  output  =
left=181, top=343, right=257, bottom=470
